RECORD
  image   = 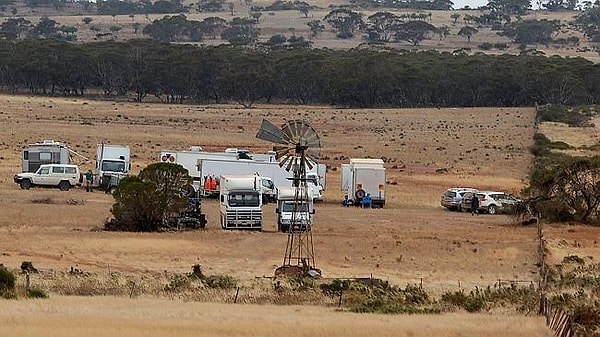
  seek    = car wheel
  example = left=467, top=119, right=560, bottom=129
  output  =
left=20, top=179, right=32, bottom=190
left=488, top=204, right=497, bottom=215
left=457, top=204, right=463, bottom=212
left=58, top=180, right=71, bottom=191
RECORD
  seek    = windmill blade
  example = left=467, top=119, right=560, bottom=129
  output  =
left=255, top=119, right=290, bottom=145
left=279, top=154, right=291, bottom=168
left=285, top=156, right=294, bottom=172
left=274, top=146, right=292, bottom=160
left=305, top=159, right=314, bottom=171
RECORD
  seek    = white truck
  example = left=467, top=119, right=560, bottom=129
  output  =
left=95, top=144, right=131, bottom=193
left=198, top=158, right=325, bottom=201
left=219, top=174, right=264, bottom=231
left=341, top=158, right=386, bottom=208
left=275, top=187, right=314, bottom=233
left=159, top=147, right=276, bottom=191
left=21, top=140, right=70, bottom=173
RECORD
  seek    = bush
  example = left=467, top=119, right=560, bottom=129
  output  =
left=164, top=274, right=191, bottom=291
left=0, top=289, right=17, bottom=299
left=463, top=296, right=485, bottom=312
left=26, top=287, right=48, bottom=299
left=441, top=290, right=468, bottom=306
left=288, top=275, right=315, bottom=291
left=478, top=42, right=493, bottom=50
left=320, top=279, right=351, bottom=296
left=0, top=266, right=15, bottom=291
left=204, top=275, right=237, bottom=289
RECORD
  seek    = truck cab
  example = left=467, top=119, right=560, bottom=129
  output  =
left=275, top=187, right=314, bottom=232
left=96, top=144, right=131, bottom=192
left=219, top=174, right=263, bottom=230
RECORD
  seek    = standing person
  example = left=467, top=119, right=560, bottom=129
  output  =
left=471, top=193, right=480, bottom=216
left=84, top=169, right=93, bottom=192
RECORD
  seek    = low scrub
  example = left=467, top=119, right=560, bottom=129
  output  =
left=204, top=275, right=237, bottom=289
left=26, top=287, right=49, bottom=299
left=440, top=284, right=539, bottom=313
left=0, top=266, right=15, bottom=293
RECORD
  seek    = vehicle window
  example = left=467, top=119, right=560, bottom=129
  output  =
left=261, top=179, right=274, bottom=189
left=446, top=191, right=456, bottom=198
left=65, top=167, right=77, bottom=174
left=282, top=202, right=309, bottom=212
left=101, top=161, right=126, bottom=173
left=38, top=167, right=50, bottom=175
left=39, top=152, right=52, bottom=161
left=52, top=166, right=65, bottom=174
left=228, top=193, right=260, bottom=207
left=491, top=194, right=503, bottom=200
left=23, top=151, right=29, bottom=160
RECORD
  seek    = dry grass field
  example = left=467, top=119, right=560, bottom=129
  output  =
left=0, top=296, right=553, bottom=337
left=0, top=93, right=586, bottom=336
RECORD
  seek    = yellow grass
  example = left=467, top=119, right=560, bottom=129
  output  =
left=0, top=296, right=553, bottom=337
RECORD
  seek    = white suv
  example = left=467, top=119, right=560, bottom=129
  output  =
left=14, top=164, right=81, bottom=191
left=462, top=191, right=521, bottom=214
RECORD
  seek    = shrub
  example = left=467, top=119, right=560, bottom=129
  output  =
left=288, top=275, right=315, bottom=291
left=463, top=296, right=485, bottom=312
left=320, top=279, right=351, bottom=297
left=0, top=289, right=17, bottom=299
left=164, top=274, right=191, bottom=291
left=204, top=275, right=237, bottom=289
left=27, top=287, right=48, bottom=299
left=478, top=42, right=493, bottom=50
left=441, top=290, right=468, bottom=306
left=0, top=266, right=15, bottom=291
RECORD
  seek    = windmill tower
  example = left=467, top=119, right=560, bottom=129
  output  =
left=256, top=119, right=322, bottom=277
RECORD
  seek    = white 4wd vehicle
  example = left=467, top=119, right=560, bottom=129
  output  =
left=14, top=164, right=81, bottom=191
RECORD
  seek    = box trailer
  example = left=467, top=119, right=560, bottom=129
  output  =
left=159, top=148, right=276, bottom=191
left=198, top=158, right=324, bottom=201
left=21, top=140, right=70, bottom=173
left=341, top=158, right=386, bottom=208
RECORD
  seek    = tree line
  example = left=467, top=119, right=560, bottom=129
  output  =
left=0, top=38, right=599, bottom=107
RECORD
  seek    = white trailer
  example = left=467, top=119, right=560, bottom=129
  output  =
left=198, top=158, right=324, bottom=201
left=275, top=187, right=314, bottom=233
left=341, top=158, right=386, bottom=208
left=21, top=140, right=70, bottom=173
left=159, top=148, right=276, bottom=191
left=219, top=174, right=263, bottom=230
left=95, top=144, right=131, bottom=192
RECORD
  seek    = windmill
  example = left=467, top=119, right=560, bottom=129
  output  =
left=256, top=119, right=322, bottom=277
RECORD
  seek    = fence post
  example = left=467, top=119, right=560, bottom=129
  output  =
left=234, top=286, right=240, bottom=304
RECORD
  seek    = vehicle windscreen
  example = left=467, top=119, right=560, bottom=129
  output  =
left=282, top=202, right=309, bottom=212
left=228, top=193, right=260, bottom=207
left=101, top=160, right=126, bottom=173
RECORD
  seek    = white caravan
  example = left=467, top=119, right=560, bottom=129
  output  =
left=341, top=158, right=386, bottom=208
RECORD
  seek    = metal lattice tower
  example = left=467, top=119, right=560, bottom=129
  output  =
left=256, top=119, right=321, bottom=276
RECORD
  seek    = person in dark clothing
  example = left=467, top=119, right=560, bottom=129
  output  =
left=471, top=193, right=480, bottom=216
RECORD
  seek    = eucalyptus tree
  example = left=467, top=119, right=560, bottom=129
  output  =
left=324, top=8, right=364, bottom=39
